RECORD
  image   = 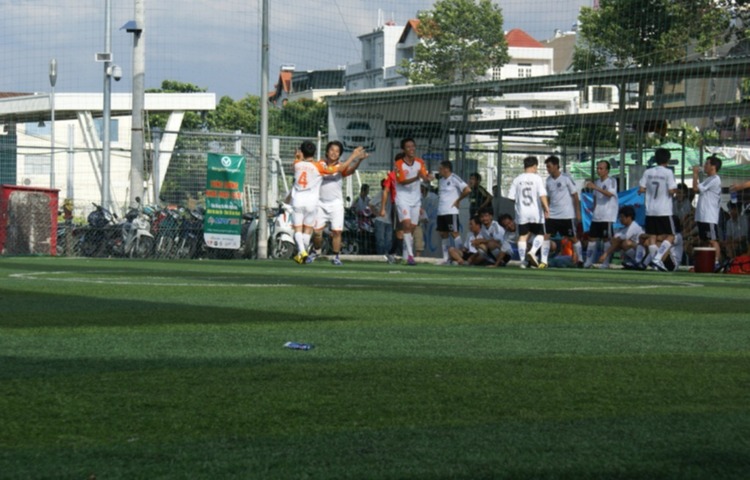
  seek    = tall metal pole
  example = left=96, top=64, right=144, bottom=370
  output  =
left=257, top=0, right=270, bottom=259
left=49, top=59, right=57, bottom=190
left=130, top=0, right=146, bottom=206
left=102, top=0, right=113, bottom=211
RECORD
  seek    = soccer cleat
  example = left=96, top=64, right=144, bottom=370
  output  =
left=713, top=262, right=723, bottom=273
left=331, top=257, right=343, bottom=266
left=406, top=255, right=416, bottom=266
left=526, top=253, right=540, bottom=268
left=599, top=263, right=610, bottom=270
left=650, top=259, right=668, bottom=272
left=621, top=259, right=636, bottom=270
left=438, top=260, right=452, bottom=266
left=519, top=261, right=528, bottom=269
left=306, top=251, right=317, bottom=263
left=385, top=254, right=396, bottom=264
left=293, top=252, right=308, bottom=264
left=575, top=261, right=584, bottom=269
left=538, top=263, right=548, bottom=269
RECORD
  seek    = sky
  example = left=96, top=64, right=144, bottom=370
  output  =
left=0, top=0, right=592, bottom=101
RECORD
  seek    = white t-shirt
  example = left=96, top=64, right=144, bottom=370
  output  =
left=592, top=177, right=618, bottom=222
left=291, top=160, right=327, bottom=207
left=318, top=162, right=344, bottom=205
left=639, top=166, right=677, bottom=216
left=481, top=221, right=505, bottom=241
left=509, top=172, right=547, bottom=224
left=438, top=173, right=468, bottom=215
left=465, top=230, right=484, bottom=254
left=394, top=157, right=428, bottom=206
left=615, top=221, right=644, bottom=243
left=695, top=174, right=722, bottom=224
left=546, top=173, right=578, bottom=220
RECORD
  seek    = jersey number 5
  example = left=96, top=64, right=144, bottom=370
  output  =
left=522, top=187, right=533, bottom=206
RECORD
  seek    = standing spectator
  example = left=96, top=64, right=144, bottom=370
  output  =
left=371, top=177, right=393, bottom=256
left=544, top=155, right=583, bottom=267
left=468, top=172, right=493, bottom=218
left=584, top=160, right=618, bottom=268
left=508, top=156, right=550, bottom=268
left=394, top=138, right=434, bottom=265
left=723, top=202, right=749, bottom=258
left=638, top=148, right=678, bottom=271
left=693, top=155, right=723, bottom=270
left=435, top=161, right=471, bottom=264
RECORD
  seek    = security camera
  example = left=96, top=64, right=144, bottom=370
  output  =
left=107, top=64, right=123, bottom=81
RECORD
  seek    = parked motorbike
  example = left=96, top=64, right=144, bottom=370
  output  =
left=73, top=204, right=120, bottom=257
left=175, top=206, right=206, bottom=259
left=152, top=205, right=182, bottom=259
left=268, top=202, right=295, bottom=259
left=118, top=198, right=154, bottom=258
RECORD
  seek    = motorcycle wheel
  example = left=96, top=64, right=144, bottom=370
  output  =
left=132, top=236, right=154, bottom=258
left=271, top=238, right=295, bottom=259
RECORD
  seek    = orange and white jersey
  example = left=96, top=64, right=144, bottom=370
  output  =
left=394, top=157, right=428, bottom=205
left=318, top=159, right=350, bottom=205
left=291, top=159, right=336, bottom=206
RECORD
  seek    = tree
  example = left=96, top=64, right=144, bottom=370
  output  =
left=400, top=0, right=509, bottom=85
left=146, top=80, right=210, bottom=131
left=572, top=0, right=730, bottom=70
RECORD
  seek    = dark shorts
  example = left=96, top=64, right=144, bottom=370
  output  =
left=546, top=218, right=576, bottom=238
left=518, top=222, right=546, bottom=236
left=589, top=221, right=613, bottom=239
left=697, top=222, right=719, bottom=241
left=437, top=214, right=459, bottom=233
left=645, top=216, right=675, bottom=236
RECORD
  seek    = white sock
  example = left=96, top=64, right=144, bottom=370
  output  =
left=585, top=242, right=597, bottom=265
left=529, top=236, right=543, bottom=256
left=648, top=244, right=658, bottom=262
left=601, top=241, right=611, bottom=265
left=302, top=233, right=311, bottom=251
left=403, top=233, right=414, bottom=258
left=541, top=239, right=550, bottom=264
left=573, top=241, right=583, bottom=263
left=294, top=232, right=306, bottom=254
left=441, top=238, right=450, bottom=261
left=635, top=245, right=646, bottom=264
left=656, top=240, right=671, bottom=260
left=518, top=244, right=527, bottom=263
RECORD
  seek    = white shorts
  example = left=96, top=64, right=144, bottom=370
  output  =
left=314, top=201, right=345, bottom=231
left=395, top=200, right=420, bottom=224
left=292, top=203, right=317, bottom=228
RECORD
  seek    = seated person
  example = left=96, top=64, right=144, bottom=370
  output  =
left=599, top=205, right=644, bottom=269
left=448, top=216, right=490, bottom=266
left=498, top=213, right=534, bottom=264
left=475, top=207, right=512, bottom=267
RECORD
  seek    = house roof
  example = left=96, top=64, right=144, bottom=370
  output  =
left=505, top=29, right=544, bottom=48
left=269, top=69, right=294, bottom=102
left=399, top=19, right=420, bottom=44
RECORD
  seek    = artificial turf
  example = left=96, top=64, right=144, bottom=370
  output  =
left=0, top=257, right=748, bottom=479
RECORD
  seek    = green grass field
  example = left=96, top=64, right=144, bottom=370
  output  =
left=1, top=257, right=748, bottom=479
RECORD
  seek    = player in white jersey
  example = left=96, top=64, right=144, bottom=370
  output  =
left=290, top=141, right=364, bottom=264
left=599, top=205, right=644, bottom=268
left=435, top=160, right=471, bottom=263
left=476, top=207, right=512, bottom=267
left=638, top=148, right=678, bottom=271
left=541, top=155, right=583, bottom=267
left=309, top=141, right=367, bottom=265
left=692, top=155, right=723, bottom=270
left=584, top=160, right=619, bottom=268
left=508, top=156, right=550, bottom=268
left=394, top=138, right=434, bottom=265
left=448, top=216, right=489, bottom=266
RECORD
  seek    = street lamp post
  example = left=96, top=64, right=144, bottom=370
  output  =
left=49, top=59, right=57, bottom=189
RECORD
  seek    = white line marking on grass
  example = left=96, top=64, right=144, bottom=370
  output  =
left=9, top=271, right=292, bottom=288
left=530, top=281, right=704, bottom=291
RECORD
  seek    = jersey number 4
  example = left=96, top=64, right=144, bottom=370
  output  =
left=298, top=171, right=308, bottom=188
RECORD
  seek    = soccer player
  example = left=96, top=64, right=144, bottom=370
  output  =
left=599, top=205, right=644, bottom=268
left=290, top=141, right=364, bottom=264
left=543, top=155, right=583, bottom=267
left=448, top=215, right=488, bottom=266
left=692, top=155, right=723, bottom=270
left=310, top=141, right=367, bottom=265
left=467, top=172, right=493, bottom=218
left=638, top=148, right=678, bottom=271
left=584, top=160, right=618, bottom=268
left=477, top=207, right=512, bottom=267
left=394, top=138, right=434, bottom=265
left=508, top=156, right=550, bottom=268
left=436, top=160, right=471, bottom=264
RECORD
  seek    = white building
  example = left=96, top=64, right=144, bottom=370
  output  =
left=344, top=22, right=407, bottom=91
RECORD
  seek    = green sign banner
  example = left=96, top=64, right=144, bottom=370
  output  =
left=204, top=153, right=245, bottom=249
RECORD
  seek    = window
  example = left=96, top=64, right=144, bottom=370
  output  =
left=531, top=110, right=545, bottom=118
left=592, top=86, right=612, bottom=103
left=517, top=63, right=532, bottom=78
left=94, top=118, right=119, bottom=142
left=505, top=109, right=520, bottom=119
left=491, top=67, right=503, bottom=81
left=25, top=122, right=51, bottom=136
left=24, top=155, right=50, bottom=175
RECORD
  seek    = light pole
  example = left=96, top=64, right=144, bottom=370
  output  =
left=102, top=0, right=112, bottom=212
left=49, top=58, right=57, bottom=189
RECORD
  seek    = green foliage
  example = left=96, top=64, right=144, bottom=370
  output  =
left=401, top=0, right=509, bottom=85
left=146, top=80, right=209, bottom=131
left=573, top=0, right=730, bottom=70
